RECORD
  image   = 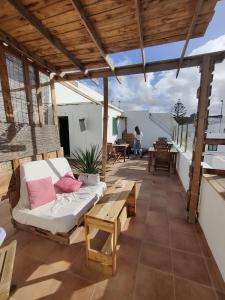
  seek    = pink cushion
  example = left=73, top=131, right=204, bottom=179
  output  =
left=26, top=177, right=56, bottom=209
left=55, top=173, right=82, bottom=193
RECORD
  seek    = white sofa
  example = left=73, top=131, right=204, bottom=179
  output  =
left=12, top=158, right=106, bottom=234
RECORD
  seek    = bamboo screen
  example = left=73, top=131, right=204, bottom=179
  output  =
left=39, top=72, right=53, bottom=125
left=28, top=65, right=39, bottom=125
left=0, top=80, right=6, bottom=122
left=6, top=53, right=29, bottom=124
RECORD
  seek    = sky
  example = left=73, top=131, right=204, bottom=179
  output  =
left=82, top=1, right=225, bottom=116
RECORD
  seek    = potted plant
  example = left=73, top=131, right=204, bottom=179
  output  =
left=71, top=144, right=102, bottom=174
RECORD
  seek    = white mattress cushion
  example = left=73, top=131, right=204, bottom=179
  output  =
left=12, top=182, right=106, bottom=234
left=18, top=157, right=72, bottom=209
left=13, top=157, right=107, bottom=233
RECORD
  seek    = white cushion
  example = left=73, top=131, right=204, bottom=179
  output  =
left=19, top=158, right=72, bottom=209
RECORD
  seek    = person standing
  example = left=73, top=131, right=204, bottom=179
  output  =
left=133, top=126, right=143, bottom=158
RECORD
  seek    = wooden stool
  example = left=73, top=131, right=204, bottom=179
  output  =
left=85, top=180, right=136, bottom=275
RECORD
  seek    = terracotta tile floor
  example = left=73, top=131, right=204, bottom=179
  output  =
left=3, top=157, right=225, bottom=300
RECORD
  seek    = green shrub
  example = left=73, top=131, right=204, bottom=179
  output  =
left=71, top=144, right=102, bottom=174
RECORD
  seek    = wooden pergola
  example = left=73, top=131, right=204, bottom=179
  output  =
left=0, top=0, right=224, bottom=223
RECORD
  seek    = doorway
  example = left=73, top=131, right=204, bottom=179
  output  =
left=58, top=116, right=70, bottom=156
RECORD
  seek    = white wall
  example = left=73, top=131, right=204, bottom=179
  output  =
left=124, top=111, right=174, bottom=149
left=57, top=103, right=102, bottom=155
left=57, top=103, right=121, bottom=155
left=175, top=149, right=225, bottom=281
left=176, top=149, right=192, bottom=191
left=55, top=81, right=103, bottom=105
left=199, top=177, right=225, bottom=281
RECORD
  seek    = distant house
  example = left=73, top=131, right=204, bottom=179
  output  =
left=208, top=115, right=225, bottom=133
left=123, top=111, right=176, bottom=149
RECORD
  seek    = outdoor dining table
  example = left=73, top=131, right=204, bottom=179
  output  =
left=148, top=146, right=178, bottom=173
left=112, top=143, right=130, bottom=162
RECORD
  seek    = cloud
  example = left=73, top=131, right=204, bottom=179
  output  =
left=109, top=35, right=225, bottom=115
left=109, top=73, right=158, bottom=110
left=152, top=67, right=200, bottom=114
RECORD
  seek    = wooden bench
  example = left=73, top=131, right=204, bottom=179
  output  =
left=84, top=180, right=136, bottom=275
left=0, top=240, right=17, bottom=300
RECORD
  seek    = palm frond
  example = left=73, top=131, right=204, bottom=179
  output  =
left=71, top=144, right=102, bottom=174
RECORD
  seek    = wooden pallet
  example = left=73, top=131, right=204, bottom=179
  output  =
left=85, top=179, right=136, bottom=275
left=0, top=240, right=17, bottom=300
left=12, top=216, right=85, bottom=246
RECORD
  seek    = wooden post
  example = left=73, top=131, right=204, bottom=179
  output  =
left=34, top=68, right=44, bottom=126
left=184, top=123, right=189, bottom=152
left=102, top=77, right=108, bottom=181
left=23, top=59, right=34, bottom=125
left=12, top=159, right=20, bottom=206
left=50, top=74, right=58, bottom=127
left=0, top=43, right=14, bottom=122
left=180, top=124, right=183, bottom=147
left=124, top=117, right=127, bottom=133
left=176, top=125, right=180, bottom=144
left=188, top=55, right=213, bottom=222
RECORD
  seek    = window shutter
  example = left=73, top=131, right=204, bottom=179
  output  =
left=112, top=117, right=118, bottom=135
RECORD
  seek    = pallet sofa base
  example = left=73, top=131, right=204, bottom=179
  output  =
left=9, top=158, right=105, bottom=245
left=12, top=219, right=83, bottom=245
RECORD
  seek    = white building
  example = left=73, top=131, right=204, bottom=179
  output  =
left=203, top=116, right=225, bottom=167
left=208, top=115, right=225, bottom=133
left=56, top=82, right=123, bottom=156
left=57, top=102, right=122, bottom=156
left=56, top=82, right=177, bottom=156
left=124, top=110, right=176, bottom=149
left=204, top=132, right=225, bottom=168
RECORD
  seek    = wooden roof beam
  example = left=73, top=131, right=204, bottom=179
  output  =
left=8, top=0, right=87, bottom=74
left=60, top=50, right=225, bottom=81
left=70, top=0, right=121, bottom=84
left=176, top=0, right=204, bottom=78
left=0, top=29, right=58, bottom=74
left=135, top=0, right=146, bottom=82
left=0, top=30, right=98, bottom=102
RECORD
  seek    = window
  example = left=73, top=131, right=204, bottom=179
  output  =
left=112, top=117, right=118, bottom=135
left=39, top=72, right=53, bottom=125
left=28, top=65, right=39, bottom=124
left=6, top=53, right=28, bottom=124
left=208, top=144, right=218, bottom=151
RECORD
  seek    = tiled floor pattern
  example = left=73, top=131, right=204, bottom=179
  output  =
left=4, top=157, right=225, bottom=300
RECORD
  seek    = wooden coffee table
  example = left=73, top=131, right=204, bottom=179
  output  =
left=84, top=180, right=136, bottom=275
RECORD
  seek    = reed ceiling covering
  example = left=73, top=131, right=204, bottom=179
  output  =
left=0, top=0, right=218, bottom=75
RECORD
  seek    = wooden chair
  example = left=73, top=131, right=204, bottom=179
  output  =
left=154, top=139, right=168, bottom=149
left=153, top=143, right=171, bottom=175
left=158, top=137, right=168, bottom=142
left=107, top=143, right=122, bottom=164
